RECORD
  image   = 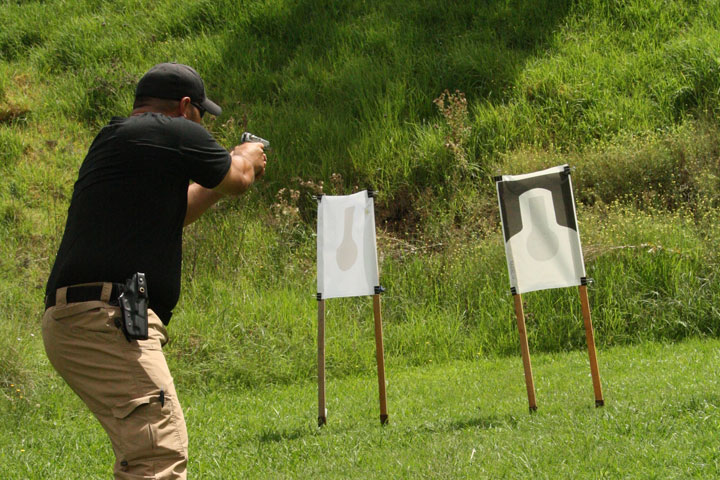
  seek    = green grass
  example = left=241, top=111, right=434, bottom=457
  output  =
left=3, top=337, right=719, bottom=478
left=3, top=0, right=720, bottom=388
left=158, top=203, right=720, bottom=390
left=4, top=1, right=720, bottom=476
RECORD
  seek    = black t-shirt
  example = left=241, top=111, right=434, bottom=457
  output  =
left=46, top=113, right=231, bottom=324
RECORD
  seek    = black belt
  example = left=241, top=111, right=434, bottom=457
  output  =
left=45, top=284, right=124, bottom=310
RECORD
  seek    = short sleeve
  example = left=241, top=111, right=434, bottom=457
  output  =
left=178, top=120, right=232, bottom=188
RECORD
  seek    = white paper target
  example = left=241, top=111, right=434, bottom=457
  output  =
left=317, top=191, right=379, bottom=299
left=496, top=165, right=586, bottom=294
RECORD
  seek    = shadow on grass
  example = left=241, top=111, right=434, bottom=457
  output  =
left=255, top=414, right=522, bottom=442
left=671, top=392, right=720, bottom=417
left=257, top=426, right=315, bottom=444
left=419, top=412, right=521, bottom=433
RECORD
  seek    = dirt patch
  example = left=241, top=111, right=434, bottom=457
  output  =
left=0, top=103, right=30, bottom=124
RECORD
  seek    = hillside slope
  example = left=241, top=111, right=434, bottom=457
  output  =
left=2, top=0, right=720, bottom=391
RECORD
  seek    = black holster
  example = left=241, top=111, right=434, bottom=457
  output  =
left=117, top=272, right=149, bottom=341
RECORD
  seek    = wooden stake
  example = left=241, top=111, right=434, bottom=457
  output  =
left=513, top=293, right=537, bottom=412
left=317, top=299, right=327, bottom=426
left=579, top=285, right=604, bottom=407
left=373, top=294, right=389, bottom=425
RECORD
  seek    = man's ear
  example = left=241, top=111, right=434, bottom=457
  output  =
left=178, top=97, right=192, bottom=118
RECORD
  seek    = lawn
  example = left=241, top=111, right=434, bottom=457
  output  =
left=3, top=337, right=718, bottom=479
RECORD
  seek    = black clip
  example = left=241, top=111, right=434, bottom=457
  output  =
left=563, top=165, right=572, bottom=176
left=313, top=194, right=324, bottom=202
left=374, top=286, right=385, bottom=295
left=510, top=287, right=518, bottom=295
left=493, top=175, right=503, bottom=183
left=367, top=190, right=376, bottom=198
left=581, top=277, right=594, bottom=286
left=316, top=293, right=323, bottom=301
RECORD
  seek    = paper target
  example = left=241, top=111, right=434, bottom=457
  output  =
left=317, top=191, right=379, bottom=299
left=496, top=165, right=586, bottom=294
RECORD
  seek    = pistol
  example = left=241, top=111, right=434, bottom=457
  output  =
left=240, top=132, right=270, bottom=150
left=117, top=272, right=149, bottom=341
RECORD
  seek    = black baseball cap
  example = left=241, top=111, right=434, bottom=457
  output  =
left=135, top=62, right=222, bottom=116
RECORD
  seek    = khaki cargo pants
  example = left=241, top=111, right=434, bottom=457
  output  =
left=42, top=283, right=188, bottom=479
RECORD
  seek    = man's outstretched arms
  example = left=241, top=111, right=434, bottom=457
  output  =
left=184, top=142, right=267, bottom=226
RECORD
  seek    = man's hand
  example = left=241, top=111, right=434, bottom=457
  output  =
left=213, top=142, right=267, bottom=195
left=230, top=142, right=267, bottom=179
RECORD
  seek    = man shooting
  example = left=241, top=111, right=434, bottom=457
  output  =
left=41, top=62, right=266, bottom=479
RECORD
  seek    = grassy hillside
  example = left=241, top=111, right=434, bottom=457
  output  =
left=3, top=0, right=720, bottom=396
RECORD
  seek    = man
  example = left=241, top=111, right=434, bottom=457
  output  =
left=41, top=62, right=266, bottom=479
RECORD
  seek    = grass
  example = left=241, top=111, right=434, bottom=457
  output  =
left=4, top=1, right=720, bottom=476
left=164, top=203, right=720, bottom=389
left=2, top=337, right=719, bottom=478
left=2, top=0, right=720, bottom=382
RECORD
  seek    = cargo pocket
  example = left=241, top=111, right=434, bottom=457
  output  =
left=112, top=392, right=186, bottom=464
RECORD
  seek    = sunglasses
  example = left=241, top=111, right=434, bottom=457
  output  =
left=191, top=101, right=206, bottom=118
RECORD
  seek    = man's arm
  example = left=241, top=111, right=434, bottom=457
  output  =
left=184, top=184, right=222, bottom=227
left=183, top=142, right=267, bottom=227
